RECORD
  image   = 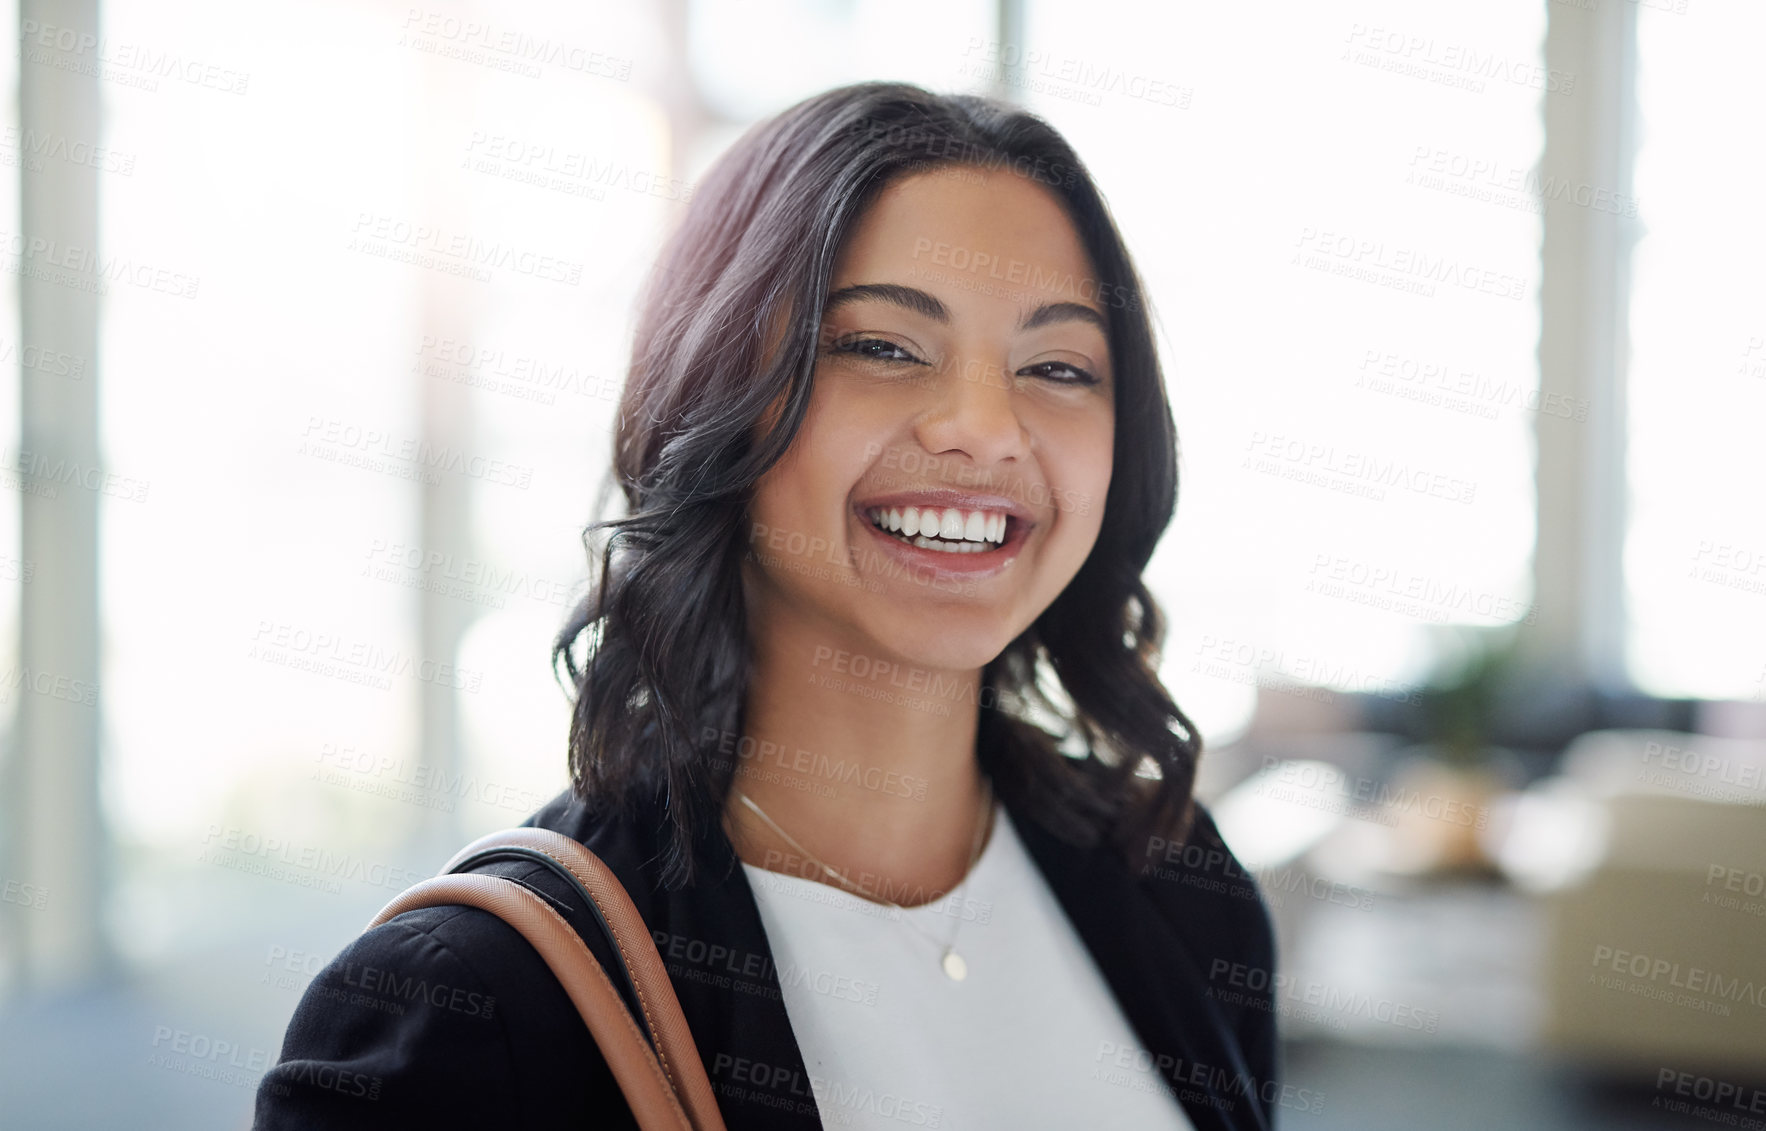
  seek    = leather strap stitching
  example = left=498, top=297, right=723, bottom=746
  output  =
left=517, top=841, right=678, bottom=1092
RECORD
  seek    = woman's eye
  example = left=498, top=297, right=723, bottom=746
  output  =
left=830, top=336, right=925, bottom=365
left=1018, top=360, right=1100, bottom=386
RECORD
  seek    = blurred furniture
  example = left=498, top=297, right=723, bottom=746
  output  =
left=1509, top=729, right=1766, bottom=1082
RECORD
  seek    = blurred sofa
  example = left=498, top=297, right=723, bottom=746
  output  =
left=1515, top=729, right=1766, bottom=1082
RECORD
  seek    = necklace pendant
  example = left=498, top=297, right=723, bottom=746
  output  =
left=941, top=948, right=968, bottom=981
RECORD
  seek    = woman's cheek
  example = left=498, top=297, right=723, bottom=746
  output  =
left=1035, top=408, right=1113, bottom=516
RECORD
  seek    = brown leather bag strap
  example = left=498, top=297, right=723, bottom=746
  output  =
left=369, top=828, right=729, bottom=1131
left=440, top=826, right=725, bottom=1128
left=368, top=874, right=700, bottom=1130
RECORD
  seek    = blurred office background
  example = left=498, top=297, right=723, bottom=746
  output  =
left=1, top=0, right=1762, bottom=1127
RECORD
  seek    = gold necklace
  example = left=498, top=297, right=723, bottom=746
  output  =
left=733, top=777, right=994, bottom=981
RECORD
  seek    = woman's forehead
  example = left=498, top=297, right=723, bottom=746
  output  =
left=836, top=169, right=1096, bottom=287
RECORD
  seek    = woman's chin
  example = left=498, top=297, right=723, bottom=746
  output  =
left=858, top=617, right=1017, bottom=677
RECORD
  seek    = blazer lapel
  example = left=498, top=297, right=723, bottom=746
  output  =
left=1004, top=790, right=1272, bottom=1131
left=659, top=828, right=828, bottom=1130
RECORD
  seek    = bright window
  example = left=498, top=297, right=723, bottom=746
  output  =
left=1624, top=1, right=1766, bottom=700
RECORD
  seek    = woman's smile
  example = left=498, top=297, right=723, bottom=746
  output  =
left=851, top=488, right=1036, bottom=580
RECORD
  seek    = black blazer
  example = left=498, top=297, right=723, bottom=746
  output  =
left=254, top=768, right=1288, bottom=1129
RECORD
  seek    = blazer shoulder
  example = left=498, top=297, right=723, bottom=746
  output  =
left=1137, top=795, right=1283, bottom=1106
left=256, top=898, right=631, bottom=1128
left=1140, top=796, right=1277, bottom=967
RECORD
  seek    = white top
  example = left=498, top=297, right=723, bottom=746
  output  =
left=741, top=803, right=1196, bottom=1130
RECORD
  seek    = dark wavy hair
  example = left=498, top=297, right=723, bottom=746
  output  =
left=552, top=81, right=1200, bottom=889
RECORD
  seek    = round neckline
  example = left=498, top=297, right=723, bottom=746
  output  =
left=741, top=799, right=1010, bottom=915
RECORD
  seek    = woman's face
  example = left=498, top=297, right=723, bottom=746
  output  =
left=743, top=165, right=1115, bottom=673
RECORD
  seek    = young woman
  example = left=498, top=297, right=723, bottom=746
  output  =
left=256, top=81, right=1281, bottom=1131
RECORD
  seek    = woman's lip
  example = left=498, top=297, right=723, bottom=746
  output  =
left=851, top=505, right=1029, bottom=581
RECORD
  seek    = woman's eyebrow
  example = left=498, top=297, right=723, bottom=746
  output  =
left=824, top=283, right=949, bottom=322
left=1020, top=301, right=1106, bottom=333
left=824, top=284, right=1107, bottom=334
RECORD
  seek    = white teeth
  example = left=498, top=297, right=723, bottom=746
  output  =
left=912, top=535, right=980, bottom=553
left=865, top=505, right=1010, bottom=549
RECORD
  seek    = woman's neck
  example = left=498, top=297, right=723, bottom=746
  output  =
left=722, top=628, right=993, bottom=908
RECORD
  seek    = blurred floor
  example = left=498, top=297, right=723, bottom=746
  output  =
left=0, top=977, right=260, bottom=1131
left=0, top=989, right=1737, bottom=1129
left=1283, top=1039, right=1739, bottom=1131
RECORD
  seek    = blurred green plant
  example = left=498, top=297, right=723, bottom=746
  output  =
left=1419, top=625, right=1522, bottom=767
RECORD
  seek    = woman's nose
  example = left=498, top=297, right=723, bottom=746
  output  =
left=913, top=354, right=1028, bottom=467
